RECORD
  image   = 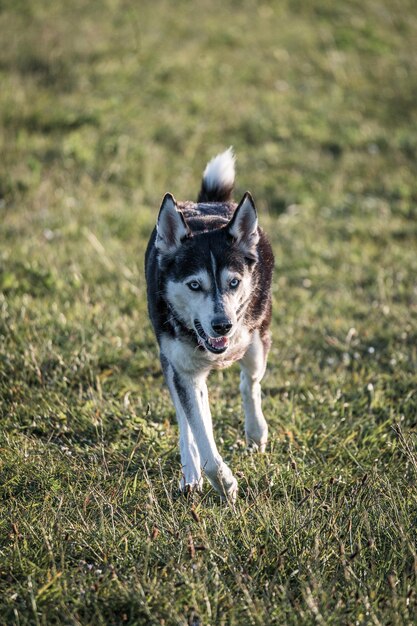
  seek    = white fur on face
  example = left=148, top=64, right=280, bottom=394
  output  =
left=166, top=270, right=216, bottom=334
left=219, top=267, right=253, bottom=327
left=165, top=264, right=253, bottom=339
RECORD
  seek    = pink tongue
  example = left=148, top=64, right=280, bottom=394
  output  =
left=208, top=336, right=229, bottom=349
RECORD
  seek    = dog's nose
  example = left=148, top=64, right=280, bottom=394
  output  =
left=211, top=317, right=233, bottom=336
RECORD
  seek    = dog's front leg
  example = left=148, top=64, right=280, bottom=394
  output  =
left=161, top=355, right=202, bottom=492
left=239, top=329, right=270, bottom=452
left=162, top=355, right=237, bottom=500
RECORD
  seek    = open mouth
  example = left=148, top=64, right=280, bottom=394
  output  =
left=194, top=320, right=229, bottom=354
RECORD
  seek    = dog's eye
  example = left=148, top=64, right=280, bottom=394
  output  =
left=188, top=281, right=201, bottom=291
left=229, top=278, right=240, bottom=289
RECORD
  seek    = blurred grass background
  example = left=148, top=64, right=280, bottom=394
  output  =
left=1, top=0, right=417, bottom=624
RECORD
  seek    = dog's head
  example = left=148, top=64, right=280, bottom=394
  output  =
left=155, top=193, right=259, bottom=354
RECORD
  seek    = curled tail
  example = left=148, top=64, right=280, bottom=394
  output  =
left=197, top=147, right=235, bottom=203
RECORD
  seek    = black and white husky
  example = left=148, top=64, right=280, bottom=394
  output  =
left=145, top=148, right=274, bottom=501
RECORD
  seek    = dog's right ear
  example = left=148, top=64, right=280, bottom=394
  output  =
left=227, top=192, right=259, bottom=261
left=156, top=193, right=190, bottom=254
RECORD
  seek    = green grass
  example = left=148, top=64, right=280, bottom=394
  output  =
left=1, top=0, right=417, bottom=624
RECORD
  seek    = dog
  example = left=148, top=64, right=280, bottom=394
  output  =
left=145, top=148, right=274, bottom=501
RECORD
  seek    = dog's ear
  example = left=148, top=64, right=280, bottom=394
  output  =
left=227, top=192, right=259, bottom=260
left=156, top=193, right=190, bottom=254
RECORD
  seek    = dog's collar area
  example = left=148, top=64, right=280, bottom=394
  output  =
left=194, top=319, right=229, bottom=354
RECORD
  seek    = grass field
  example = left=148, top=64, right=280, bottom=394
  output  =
left=1, top=0, right=417, bottom=624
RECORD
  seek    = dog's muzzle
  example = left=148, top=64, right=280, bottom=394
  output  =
left=194, top=319, right=230, bottom=354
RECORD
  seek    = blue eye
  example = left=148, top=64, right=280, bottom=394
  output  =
left=188, top=281, right=201, bottom=291
left=230, top=278, right=240, bottom=289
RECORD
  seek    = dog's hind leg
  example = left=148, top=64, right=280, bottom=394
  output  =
left=239, top=329, right=270, bottom=452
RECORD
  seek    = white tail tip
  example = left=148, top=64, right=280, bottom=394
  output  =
left=202, top=147, right=235, bottom=192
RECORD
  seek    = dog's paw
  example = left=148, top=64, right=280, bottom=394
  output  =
left=206, top=462, right=238, bottom=502
left=221, top=475, right=238, bottom=504
left=246, top=426, right=268, bottom=453
left=179, top=476, right=203, bottom=495
left=246, top=439, right=267, bottom=454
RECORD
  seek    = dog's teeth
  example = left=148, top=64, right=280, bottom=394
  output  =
left=208, top=336, right=229, bottom=349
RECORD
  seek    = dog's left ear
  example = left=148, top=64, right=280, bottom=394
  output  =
left=156, top=193, right=190, bottom=254
left=227, top=192, right=259, bottom=260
